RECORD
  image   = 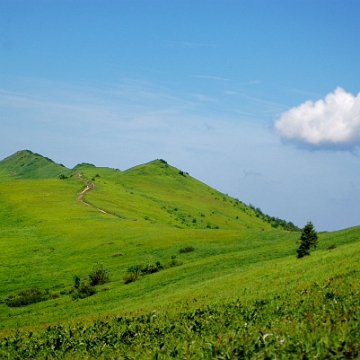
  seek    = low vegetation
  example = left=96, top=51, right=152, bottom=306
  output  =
left=179, top=246, right=194, bottom=253
left=89, top=263, right=110, bottom=286
left=70, top=283, right=97, bottom=300
left=5, top=289, right=59, bottom=308
left=0, top=273, right=359, bottom=358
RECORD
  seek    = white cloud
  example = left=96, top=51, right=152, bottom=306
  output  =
left=274, top=87, right=360, bottom=150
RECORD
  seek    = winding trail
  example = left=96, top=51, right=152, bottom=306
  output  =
left=76, top=173, right=110, bottom=215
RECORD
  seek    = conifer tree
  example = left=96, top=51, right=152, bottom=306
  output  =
left=296, top=221, right=318, bottom=258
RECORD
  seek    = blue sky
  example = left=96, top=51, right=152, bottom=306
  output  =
left=1, top=0, right=360, bottom=231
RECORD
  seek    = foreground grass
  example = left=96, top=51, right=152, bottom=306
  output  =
left=1, top=246, right=359, bottom=358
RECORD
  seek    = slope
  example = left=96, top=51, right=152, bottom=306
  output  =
left=1, top=150, right=358, bottom=334
left=76, top=159, right=281, bottom=231
left=0, top=150, right=71, bottom=181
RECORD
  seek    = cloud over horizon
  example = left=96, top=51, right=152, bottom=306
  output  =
left=274, top=87, right=360, bottom=151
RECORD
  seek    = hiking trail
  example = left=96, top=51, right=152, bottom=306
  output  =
left=76, top=173, right=110, bottom=215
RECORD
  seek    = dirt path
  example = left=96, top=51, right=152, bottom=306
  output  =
left=76, top=173, right=110, bottom=215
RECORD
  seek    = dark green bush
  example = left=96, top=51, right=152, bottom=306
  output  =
left=168, top=258, right=183, bottom=268
left=71, top=284, right=96, bottom=299
left=73, top=275, right=80, bottom=289
left=123, top=272, right=138, bottom=284
left=124, top=262, right=164, bottom=284
left=126, top=264, right=142, bottom=276
left=89, top=263, right=109, bottom=286
left=179, top=246, right=194, bottom=253
left=141, top=263, right=161, bottom=275
left=123, top=264, right=142, bottom=284
left=5, top=289, right=59, bottom=307
left=326, top=244, right=337, bottom=250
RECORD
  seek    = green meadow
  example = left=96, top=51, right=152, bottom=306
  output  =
left=0, top=150, right=359, bottom=358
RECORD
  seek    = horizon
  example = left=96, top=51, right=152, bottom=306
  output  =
left=1, top=1, right=360, bottom=231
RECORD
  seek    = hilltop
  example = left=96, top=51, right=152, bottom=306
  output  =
left=0, top=150, right=72, bottom=180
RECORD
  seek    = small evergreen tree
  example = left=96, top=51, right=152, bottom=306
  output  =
left=296, top=221, right=318, bottom=258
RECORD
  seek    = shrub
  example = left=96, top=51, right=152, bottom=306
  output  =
left=168, top=256, right=183, bottom=268
left=127, top=264, right=142, bottom=276
left=71, top=283, right=96, bottom=300
left=5, top=289, right=59, bottom=307
left=73, top=275, right=80, bottom=289
left=123, top=264, right=142, bottom=284
left=123, top=272, right=138, bottom=284
left=168, top=259, right=182, bottom=267
left=124, top=262, right=164, bottom=284
left=89, top=263, right=110, bottom=286
left=141, top=263, right=161, bottom=275
left=179, top=246, right=194, bottom=253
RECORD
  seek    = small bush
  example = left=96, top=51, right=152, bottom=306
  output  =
left=124, top=262, right=164, bottom=284
left=5, top=289, right=59, bottom=307
left=179, top=246, right=194, bottom=253
left=141, top=263, right=161, bottom=275
left=168, top=257, right=183, bottom=268
left=123, top=264, right=142, bottom=284
left=89, top=263, right=110, bottom=286
left=127, top=264, right=142, bottom=276
left=326, top=244, right=337, bottom=250
left=73, top=275, right=80, bottom=289
left=71, top=284, right=96, bottom=299
left=123, top=272, right=138, bottom=284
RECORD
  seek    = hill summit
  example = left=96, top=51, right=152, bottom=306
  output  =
left=0, top=150, right=71, bottom=180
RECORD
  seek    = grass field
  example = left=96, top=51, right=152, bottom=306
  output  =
left=0, top=150, right=359, bottom=358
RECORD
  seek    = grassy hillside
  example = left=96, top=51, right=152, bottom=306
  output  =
left=76, top=159, right=272, bottom=230
left=0, top=150, right=359, bottom=358
left=0, top=150, right=71, bottom=180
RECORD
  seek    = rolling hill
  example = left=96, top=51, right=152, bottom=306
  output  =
left=0, top=150, right=359, bottom=358
left=0, top=150, right=72, bottom=180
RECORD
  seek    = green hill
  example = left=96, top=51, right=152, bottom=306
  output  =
left=0, top=150, right=71, bottom=180
left=0, top=150, right=359, bottom=358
